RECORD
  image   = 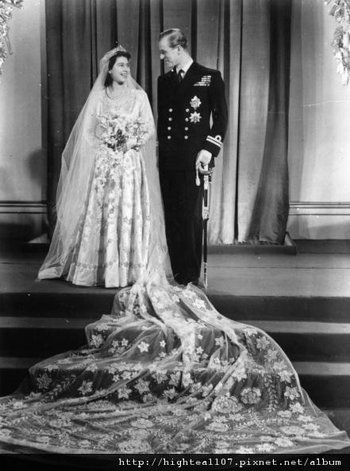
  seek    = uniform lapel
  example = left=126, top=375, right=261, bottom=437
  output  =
left=163, top=69, right=179, bottom=95
left=176, top=62, right=201, bottom=95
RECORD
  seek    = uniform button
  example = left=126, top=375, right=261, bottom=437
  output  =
left=185, top=118, right=189, bottom=122
left=169, top=108, right=173, bottom=112
left=184, top=136, right=188, bottom=140
left=168, top=117, right=173, bottom=121
left=167, top=126, right=172, bottom=130
left=185, top=108, right=189, bottom=112
left=167, top=136, right=172, bottom=140
left=185, top=127, right=189, bottom=131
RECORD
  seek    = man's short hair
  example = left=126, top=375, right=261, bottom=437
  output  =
left=159, top=28, right=188, bottom=49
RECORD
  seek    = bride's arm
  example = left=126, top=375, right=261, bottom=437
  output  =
left=126, top=91, right=155, bottom=152
left=138, top=90, right=156, bottom=143
left=82, top=98, right=103, bottom=147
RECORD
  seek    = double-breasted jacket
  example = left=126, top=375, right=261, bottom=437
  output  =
left=157, top=62, right=228, bottom=171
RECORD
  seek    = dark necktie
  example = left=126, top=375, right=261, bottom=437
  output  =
left=177, top=69, right=184, bottom=84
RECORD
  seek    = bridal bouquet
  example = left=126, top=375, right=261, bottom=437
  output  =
left=98, top=113, right=149, bottom=157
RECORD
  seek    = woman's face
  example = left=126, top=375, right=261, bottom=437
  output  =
left=109, top=56, right=130, bottom=85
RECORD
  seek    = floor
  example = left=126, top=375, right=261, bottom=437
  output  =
left=1, top=241, right=350, bottom=298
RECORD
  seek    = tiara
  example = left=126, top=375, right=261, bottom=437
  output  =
left=115, top=43, right=126, bottom=52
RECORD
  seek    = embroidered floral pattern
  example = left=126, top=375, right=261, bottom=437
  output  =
left=65, top=90, right=152, bottom=287
left=240, top=387, right=262, bottom=405
left=0, top=266, right=348, bottom=454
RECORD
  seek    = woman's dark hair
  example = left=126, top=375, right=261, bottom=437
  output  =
left=104, top=50, right=131, bottom=88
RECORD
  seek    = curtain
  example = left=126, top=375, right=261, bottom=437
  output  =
left=45, top=0, right=291, bottom=244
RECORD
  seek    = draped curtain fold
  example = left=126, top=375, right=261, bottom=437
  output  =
left=45, top=0, right=291, bottom=244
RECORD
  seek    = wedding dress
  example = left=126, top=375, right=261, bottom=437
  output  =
left=65, top=89, right=154, bottom=287
left=1, top=57, right=349, bottom=455
left=38, top=85, right=162, bottom=288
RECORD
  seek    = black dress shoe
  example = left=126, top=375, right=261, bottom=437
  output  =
left=174, top=274, right=202, bottom=287
left=195, top=279, right=205, bottom=289
left=190, top=278, right=206, bottom=288
left=174, top=274, right=186, bottom=285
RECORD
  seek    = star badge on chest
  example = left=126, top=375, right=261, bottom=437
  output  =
left=190, top=96, right=201, bottom=109
left=190, top=111, right=202, bottom=123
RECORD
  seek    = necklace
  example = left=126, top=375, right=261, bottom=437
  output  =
left=106, top=87, right=129, bottom=100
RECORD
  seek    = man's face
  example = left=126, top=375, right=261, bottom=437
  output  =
left=159, top=37, right=181, bottom=70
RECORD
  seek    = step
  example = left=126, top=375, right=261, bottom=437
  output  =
left=2, top=291, right=350, bottom=324
left=0, top=318, right=349, bottom=362
left=0, top=357, right=41, bottom=396
left=0, top=357, right=349, bottom=408
left=293, top=362, right=350, bottom=408
left=210, top=295, right=350, bottom=323
left=0, top=317, right=89, bottom=358
left=247, top=321, right=350, bottom=362
left=324, top=408, right=350, bottom=440
left=208, top=233, right=297, bottom=255
left=0, top=292, right=115, bottom=318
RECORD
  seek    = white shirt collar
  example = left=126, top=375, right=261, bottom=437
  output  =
left=176, top=58, right=193, bottom=76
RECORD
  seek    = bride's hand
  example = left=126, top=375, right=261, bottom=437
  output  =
left=99, top=48, right=118, bottom=72
left=124, top=139, right=141, bottom=153
left=129, top=142, right=141, bottom=152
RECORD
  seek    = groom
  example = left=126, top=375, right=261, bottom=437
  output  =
left=158, top=28, right=228, bottom=285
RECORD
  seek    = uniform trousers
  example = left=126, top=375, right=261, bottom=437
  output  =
left=160, top=169, right=203, bottom=285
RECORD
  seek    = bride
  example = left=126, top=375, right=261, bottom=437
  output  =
left=37, top=47, right=169, bottom=288
left=0, top=48, right=349, bottom=455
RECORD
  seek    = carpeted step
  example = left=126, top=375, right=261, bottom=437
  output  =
left=210, top=295, right=350, bottom=323
left=293, top=362, right=350, bottom=408
left=0, top=357, right=40, bottom=396
left=247, top=320, right=350, bottom=362
left=2, top=292, right=350, bottom=323
left=0, top=292, right=114, bottom=319
left=0, top=317, right=89, bottom=358
left=324, top=408, right=350, bottom=440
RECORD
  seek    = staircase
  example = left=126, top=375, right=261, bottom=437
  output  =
left=212, top=295, right=350, bottom=410
left=0, top=244, right=350, bottom=440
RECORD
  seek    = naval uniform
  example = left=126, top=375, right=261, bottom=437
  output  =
left=157, top=61, right=228, bottom=284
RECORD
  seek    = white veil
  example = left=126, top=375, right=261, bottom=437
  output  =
left=38, top=49, right=172, bottom=285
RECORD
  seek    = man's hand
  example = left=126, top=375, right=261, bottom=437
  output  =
left=196, top=150, right=212, bottom=173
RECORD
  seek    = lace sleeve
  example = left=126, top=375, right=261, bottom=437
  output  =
left=92, top=99, right=104, bottom=142
left=138, top=90, right=155, bottom=144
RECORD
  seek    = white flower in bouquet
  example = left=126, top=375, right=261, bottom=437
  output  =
left=98, top=113, right=149, bottom=159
